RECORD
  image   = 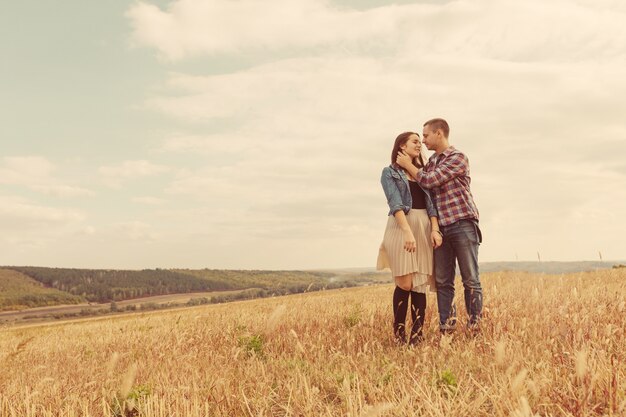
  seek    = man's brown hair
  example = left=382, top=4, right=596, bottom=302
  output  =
left=423, top=118, right=450, bottom=138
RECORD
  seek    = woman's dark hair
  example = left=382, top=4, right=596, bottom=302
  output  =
left=391, top=131, right=425, bottom=168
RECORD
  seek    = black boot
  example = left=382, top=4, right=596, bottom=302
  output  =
left=393, top=286, right=410, bottom=344
left=409, top=291, right=426, bottom=345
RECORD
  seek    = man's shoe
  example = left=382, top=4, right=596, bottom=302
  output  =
left=439, top=322, right=456, bottom=335
left=467, top=321, right=481, bottom=336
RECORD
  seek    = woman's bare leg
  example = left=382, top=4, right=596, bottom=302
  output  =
left=394, top=274, right=413, bottom=291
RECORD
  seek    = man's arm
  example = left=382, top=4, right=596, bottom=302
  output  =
left=397, top=151, right=468, bottom=189
left=395, top=151, right=421, bottom=179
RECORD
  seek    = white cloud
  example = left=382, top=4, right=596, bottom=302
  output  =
left=132, top=196, right=166, bottom=205
left=31, top=185, right=95, bottom=197
left=114, top=221, right=160, bottom=241
left=99, top=160, right=170, bottom=177
left=0, top=156, right=54, bottom=179
left=132, top=0, right=625, bottom=265
left=158, top=133, right=251, bottom=154
left=81, top=226, right=97, bottom=235
left=99, top=160, right=171, bottom=187
left=0, top=156, right=95, bottom=197
left=0, top=195, right=85, bottom=230
left=126, top=0, right=399, bottom=60
left=127, top=0, right=626, bottom=63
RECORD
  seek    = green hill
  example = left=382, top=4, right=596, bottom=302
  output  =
left=4, top=267, right=366, bottom=305
left=0, top=268, right=83, bottom=310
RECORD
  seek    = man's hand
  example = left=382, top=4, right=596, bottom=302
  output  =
left=396, top=150, right=413, bottom=170
left=431, top=230, right=443, bottom=249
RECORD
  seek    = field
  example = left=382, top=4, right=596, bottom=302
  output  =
left=0, top=269, right=625, bottom=416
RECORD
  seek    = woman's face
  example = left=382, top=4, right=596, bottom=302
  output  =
left=400, top=134, right=421, bottom=158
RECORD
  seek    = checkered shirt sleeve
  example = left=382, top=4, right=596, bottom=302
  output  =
left=416, top=148, right=479, bottom=226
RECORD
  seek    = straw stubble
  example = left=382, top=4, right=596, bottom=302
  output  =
left=0, top=269, right=624, bottom=416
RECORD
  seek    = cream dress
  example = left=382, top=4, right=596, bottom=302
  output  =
left=377, top=208, right=436, bottom=293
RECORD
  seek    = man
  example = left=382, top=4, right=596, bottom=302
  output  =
left=396, top=118, right=483, bottom=332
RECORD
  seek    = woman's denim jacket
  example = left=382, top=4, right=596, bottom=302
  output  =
left=381, top=164, right=438, bottom=218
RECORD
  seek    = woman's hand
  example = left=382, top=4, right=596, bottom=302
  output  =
left=403, top=229, right=416, bottom=252
left=431, top=230, right=443, bottom=249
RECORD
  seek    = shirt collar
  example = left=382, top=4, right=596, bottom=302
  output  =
left=428, top=146, right=455, bottom=166
left=439, top=145, right=456, bottom=158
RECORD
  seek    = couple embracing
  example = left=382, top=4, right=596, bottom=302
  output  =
left=377, top=118, right=483, bottom=345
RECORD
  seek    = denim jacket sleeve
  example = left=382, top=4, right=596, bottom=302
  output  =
left=380, top=167, right=409, bottom=215
left=421, top=185, right=438, bottom=218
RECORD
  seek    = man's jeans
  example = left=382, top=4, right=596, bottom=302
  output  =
left=435, top=219, right=483, bottom=330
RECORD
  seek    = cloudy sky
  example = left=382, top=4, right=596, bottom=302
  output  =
left=1, top=0, right=625, bottom=269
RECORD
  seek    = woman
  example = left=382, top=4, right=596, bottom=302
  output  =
left=377, top=132, right=442, bottom=345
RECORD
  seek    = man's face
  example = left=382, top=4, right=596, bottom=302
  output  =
left=422, top=125, right=439, bottom=150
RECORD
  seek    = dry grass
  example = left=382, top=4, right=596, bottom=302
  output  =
left=0, top=270, right=625, bottom=417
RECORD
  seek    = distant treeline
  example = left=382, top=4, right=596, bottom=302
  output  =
left=175, top=269, right=335, bottom=292
left=7, top=267, right=215, bottom=302
left=5, top=267, right=344, bottom=304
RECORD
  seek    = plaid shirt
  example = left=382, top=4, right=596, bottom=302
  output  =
left=415, top=146, right=479, bottom=227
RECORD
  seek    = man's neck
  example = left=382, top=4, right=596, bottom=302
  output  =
left=434, top=141, right=451, bottom=155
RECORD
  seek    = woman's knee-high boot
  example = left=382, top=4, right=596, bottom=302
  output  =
left=410, top=291, right=426, bottom=345
left=393, top=286, right=410, bottom=344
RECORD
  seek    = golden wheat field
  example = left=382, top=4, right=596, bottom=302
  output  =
left=1, top=270, right=625, bottom=417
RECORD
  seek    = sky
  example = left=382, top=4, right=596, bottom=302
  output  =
left=1, top=0, right=625, bottom=270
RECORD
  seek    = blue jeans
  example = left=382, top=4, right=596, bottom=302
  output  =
left=435, top=219, right=483, bottom=330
